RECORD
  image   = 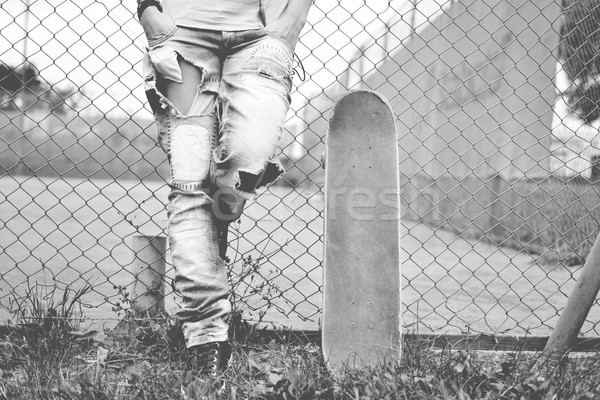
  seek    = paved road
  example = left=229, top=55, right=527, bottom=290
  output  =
left=243, top=189, right=593, bottom=337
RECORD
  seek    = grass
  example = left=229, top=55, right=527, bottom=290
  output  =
left=2, top=286, right=600, bottom=399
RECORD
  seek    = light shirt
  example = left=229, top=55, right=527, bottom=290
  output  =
left=163, top=0, right=263, bottom=31
left=261, top=0, right=287, bottom=22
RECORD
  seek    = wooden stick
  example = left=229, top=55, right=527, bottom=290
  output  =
left=541, top=230, right=600, bottom=365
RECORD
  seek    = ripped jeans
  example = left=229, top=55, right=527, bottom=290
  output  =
left=143, top=27, right=293, bottom=348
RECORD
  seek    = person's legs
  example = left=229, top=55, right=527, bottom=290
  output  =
left=211, top=30, right=294, bottom=225
left=143, top=28, right=231, bottom=349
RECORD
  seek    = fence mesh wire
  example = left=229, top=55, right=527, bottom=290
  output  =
left=1, top=0, right=600, bottom=337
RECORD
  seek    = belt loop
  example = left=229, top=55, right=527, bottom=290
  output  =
left=259, top=0, right=267, bottom=26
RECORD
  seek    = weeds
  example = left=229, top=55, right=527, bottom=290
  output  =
left=106, top=252, right=283, bottom=353
left=3, top=309, right=600, bottom=399
left=228, top=254, right=286, bottom=344
left=4, top=272, right=600, bottom=399
left=111, top=284, right=138, bottom=319
left=1, top=281, right=96, bottom=398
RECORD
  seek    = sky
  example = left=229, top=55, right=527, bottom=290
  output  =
left=0, top=0, right=450, bottom=116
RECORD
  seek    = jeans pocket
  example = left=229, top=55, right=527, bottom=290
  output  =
left=147, top=25, right=179, bottom=48
left=148, top=44, right=183, bottom=83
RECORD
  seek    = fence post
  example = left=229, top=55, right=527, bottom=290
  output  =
left=486, top=174, right=508, bottom=239
left=539, top=230, right=600, bottom=370
left=129, top=235, right=167, bottom=317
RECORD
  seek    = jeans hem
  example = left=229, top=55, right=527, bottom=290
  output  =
left=186, top=332, right=229, bottom=348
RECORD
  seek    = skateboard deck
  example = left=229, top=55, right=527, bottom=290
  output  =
left=322, top=90, right=401, bottom=371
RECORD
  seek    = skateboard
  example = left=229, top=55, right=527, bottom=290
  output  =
left=322, top=90, right=401, bottom=371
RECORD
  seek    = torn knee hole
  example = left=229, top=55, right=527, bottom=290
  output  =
left=152, top=54, right=216, bottom=117
left=237, top=170, right=266, bottom=193
left=146, top=88, right=164, bottom=115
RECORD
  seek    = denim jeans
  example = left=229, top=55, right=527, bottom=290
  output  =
left=142, top=26, right=293, bottom=347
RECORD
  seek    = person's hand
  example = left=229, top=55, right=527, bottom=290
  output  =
left=140, top=7, right=181, bottom=82
left=140, top=6, right=177, bottom=41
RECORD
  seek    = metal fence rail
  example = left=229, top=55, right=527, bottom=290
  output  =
left=2, top=0, right=600, bottom=337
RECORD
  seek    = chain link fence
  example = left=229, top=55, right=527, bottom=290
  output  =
left=2, top=0, right=600, bottom=337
